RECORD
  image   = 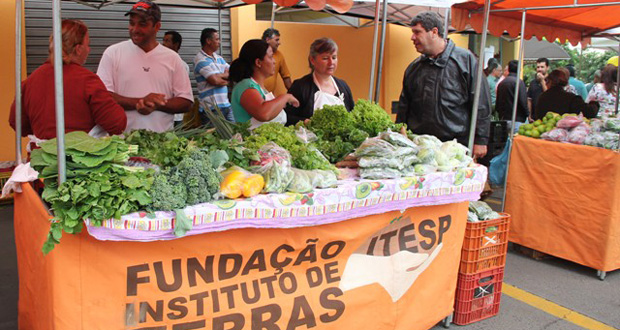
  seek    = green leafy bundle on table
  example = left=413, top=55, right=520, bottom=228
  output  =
left=124, top=129, right=194, bottom=168
left=352, top=99, right=405, bottom=137
left=244, top=123, right=336, bottom=172
left=29, top=131, right=153, bottom=254
left=193, top=132, right=258, bottom=169
left=149, top=149, right=222, bottom=236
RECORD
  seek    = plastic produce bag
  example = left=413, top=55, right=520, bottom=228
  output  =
left=288, top=169, right=313, bottom=193
left=584, top=131, right=620, bottom=149
left=355, top=138, right=416, bottom=158
left=469, top=201, right=494, bottom=220
left=589, top=119, right=605, bottom=133
left=556, top=116, right=583, bottom=129
left=379, top=130, right=418, bottom=149
left=567, top=127, right=589, bottom=145
left=409, top=134, right=443, bottom=149
left=308, top=170, right=338, bottom=189
left=251, top=143, right=294, bottom=193
left=414, top=163, right=437, bottom=175
left=541, top=128, right=569, bottom=142
left=358, top=154, right=419, bottom=170
left=489, top=138, right=511, bottom=186
left=604, top=118, right=620, bottom=133
left=417, top=147, right=437, bottom=165
left=295, top=126, right=318, bottom=144
left=360, top=166, right=414, bottom=179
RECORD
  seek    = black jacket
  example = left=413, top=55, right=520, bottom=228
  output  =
left=535, top=86, right=599, bottom=120
left=396, top=40, right=491, bottom=146
left=284, top=73, right=355, bottom=126
left=496, top=73, right=529, bottom=122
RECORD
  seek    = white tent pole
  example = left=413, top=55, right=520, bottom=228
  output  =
left=501, top=10, right=526, bottom=212
left=15, top=0, right=23, bottom=165
left=615, top=42, right=620, bottom=116
left=52, top=0, right=66, bottom=184
left=373, top=0, right=389, bottom=103
left=270, top=1, right=276, bottom=29
left=443, top=7, right=450, bottom=39
left=467, top=0, right=491, bottom=154
left=368, top=0, right=381, bottom=99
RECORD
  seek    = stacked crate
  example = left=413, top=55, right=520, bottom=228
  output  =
left=453, top=214, right=511, bottom=325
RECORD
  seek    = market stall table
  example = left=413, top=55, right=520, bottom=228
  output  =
left=505, top=136, right=620, bottom=277
left=14, top=166, right=486, bottom=330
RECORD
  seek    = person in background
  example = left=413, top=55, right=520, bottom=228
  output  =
left=527, top=57, right=549, bottom=121
left=194, top=28, right=234, bottom=123
left=586, top=69, right=601, bottom=94
left=9, top=19, right=126, bottom=148
left=535, top=69, right=599, bottom=119
left=486, top=62, right=502, bottom=108
left=97, top=0, right=193, bottom=133
left=162, top=30, right=190, bottom=127
left=586, top=64, right=618, bottom=118
left=496, top=65, right=509, bottom=93
left=496, top=60, right=529, bottom=132
left=559, top=67, right=578, bottom=95
left=396, top=11, right=491, bottom=159
left=566, top=64, right=587, bottom=100
left=229, top=39, right=299, bottom=129
left=285, top=38, right=354, bottom=126
left=262, top=28, right=292, bottom=93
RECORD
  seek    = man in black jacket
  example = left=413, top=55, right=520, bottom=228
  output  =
left=496, top=60, right=529, bottom=131
left=396, top=11, right=491, bottom=159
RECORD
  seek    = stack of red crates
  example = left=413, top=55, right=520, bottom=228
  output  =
left=453, top=213, right=511, bottom=325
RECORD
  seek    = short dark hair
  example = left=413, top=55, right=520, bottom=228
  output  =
left=487, top=62, right=500, bottom=72
left=165, top=30, right=182, bottom=48
left=508, top=60, right=519, bottom=74
left=601, top=64, right=618, bottom=94
left=262, top=28, right=280, bottom=41
left=411, top=11, right=444, bottom=36
left=200, top=28, right=218, bottom=47
left=566, top=64, right=576, bottom=77
left=536, top=57, right=550, bottom=67
left=547, top=69, right=569, bottom=87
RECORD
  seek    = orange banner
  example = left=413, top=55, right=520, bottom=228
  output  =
left=15, top=183, right=468, bottom=330
left=505, top=136, right=620, bottom=272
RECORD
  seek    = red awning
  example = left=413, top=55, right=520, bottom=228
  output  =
left=452, top=0, right=620, bottom=45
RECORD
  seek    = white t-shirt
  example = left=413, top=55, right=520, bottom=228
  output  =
left=97, top=40, right=193, bottom=132
left=174, top=61, right=191, bottom=122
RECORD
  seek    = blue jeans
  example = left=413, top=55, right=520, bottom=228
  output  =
left=200, top=106, right=235, bottom=125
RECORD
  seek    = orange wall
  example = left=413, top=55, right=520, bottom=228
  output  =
left=1, top=0, right=27, bottom=162
left=231, top=5, right=470, bottom=118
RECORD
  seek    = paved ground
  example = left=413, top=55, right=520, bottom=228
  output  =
left=1, top=192, right=618, bottom=330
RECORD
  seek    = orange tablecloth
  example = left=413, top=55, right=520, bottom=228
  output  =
left=505, top=136, right=620, bottom=272
left=15, top=182, right=468, bottom=330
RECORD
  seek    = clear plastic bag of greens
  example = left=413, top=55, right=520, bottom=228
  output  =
left=379, top=130, right=418, bottom=149
left=604, top=118, right=620, bottom=133
left=414, top=164, right=437, bottom=175
left=410, top=134, right=443, bottom=149
left=288, top=168, right=313, bottom=193
left=417, top=147, right=438, bottom=165
left=440, top=139, right=469, bottom=162
left=355, top=138, right=398, bottom=157
left=359, top=167, right=402, bottom=179
left=469, top=201, right=494, bottom=220
left=251, top=143, right=294, bottom=193
left=359, top=153, right=419, bottom=170
left=295, top=126, right=318, bottom=144
left=308, top=169, right=337, bottom=189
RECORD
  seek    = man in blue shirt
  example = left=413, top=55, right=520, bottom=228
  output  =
left=566, top=64, right=587, bottom=100
left=194, top=28, right=234, bottom=123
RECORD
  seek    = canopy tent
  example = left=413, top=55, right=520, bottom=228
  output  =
left=451, top=0, right=620, bottom=46
left=523, top=38, right=570, bottom=60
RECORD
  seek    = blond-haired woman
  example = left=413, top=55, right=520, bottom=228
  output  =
left=10, top=19, right=126, bottom=146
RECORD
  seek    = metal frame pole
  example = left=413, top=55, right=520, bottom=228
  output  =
left=368, top=0, right=381, bottom=99
left=615, top=42, right=620, bottom=116
left=467, top=0, right=491, bottom=154
left=501, top=10, right=526, bottom=212
left=373, top=0, right=389, bottom=103
left=270, top=1, right=276, bottom=29
left=15, top=0, right=23, bottom=165
left=443, top=7, right=450, bottom=39
left=52, top=0, right=66, bottom=184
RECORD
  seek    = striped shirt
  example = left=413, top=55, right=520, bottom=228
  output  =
left=193, top=50, right=230, bottom=111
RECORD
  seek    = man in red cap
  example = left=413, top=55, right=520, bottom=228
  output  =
left=97, top=0, right=193, bottom=133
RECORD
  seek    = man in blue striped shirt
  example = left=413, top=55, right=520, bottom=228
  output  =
left=193, top=28, right=234, bottom=123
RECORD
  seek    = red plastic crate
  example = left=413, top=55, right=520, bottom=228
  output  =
left=453, top=267, right=504, bottom=325
left=459, top=213, right=510, bottom=274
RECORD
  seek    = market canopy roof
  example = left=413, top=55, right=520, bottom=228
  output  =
left=451, top=0, right=620, bottom=46
left=66, top=0, right=355, bottom=13
left=523, top=39, right=570, bottom=60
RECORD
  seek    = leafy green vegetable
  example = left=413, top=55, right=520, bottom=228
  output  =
left=124, top=130, right=194, bottom=168
left=351, top=99, right=395, bottom=137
